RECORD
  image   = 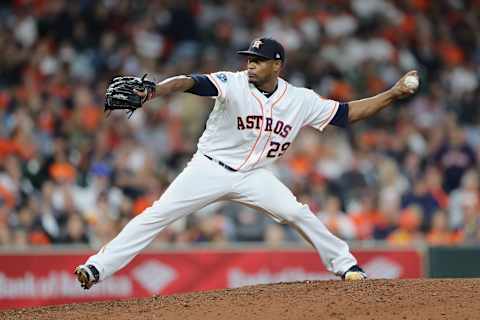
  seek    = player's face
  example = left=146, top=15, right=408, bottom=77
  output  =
left=246, top=56, right=281, bottom=86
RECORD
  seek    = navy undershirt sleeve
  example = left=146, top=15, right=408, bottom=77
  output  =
left=185, top=74, right=219, bottom=96
left=330, top=102, right=349, bottom=128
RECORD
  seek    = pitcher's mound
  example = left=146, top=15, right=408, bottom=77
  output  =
left=2, top=279, right=480, bottom=320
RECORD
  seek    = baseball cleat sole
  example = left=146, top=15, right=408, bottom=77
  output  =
left=344, top=271, right=367, bottom=281
left=342, top=265, right=367, bottom=281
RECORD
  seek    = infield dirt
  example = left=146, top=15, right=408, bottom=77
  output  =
left=1, top=279, right=479, bottom=320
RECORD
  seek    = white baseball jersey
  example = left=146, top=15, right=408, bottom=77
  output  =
left=83, top=70, right=358, bottom=284
left=197, top=71, right=339, bottom=171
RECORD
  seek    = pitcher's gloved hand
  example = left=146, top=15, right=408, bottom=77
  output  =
left=104, top=74, right=156, bottom=118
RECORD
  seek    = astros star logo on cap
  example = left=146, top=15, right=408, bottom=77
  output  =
left=252, top=40, right=263, bottom=49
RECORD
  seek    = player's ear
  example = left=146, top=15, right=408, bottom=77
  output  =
left=273, top=60, right=282, bottom=72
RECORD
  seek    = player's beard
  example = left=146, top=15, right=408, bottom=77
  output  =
left=249, top=78, right=260, bottom=86
left=247, top=73, right=260, bottom=85
left=248, top=72, right=266, bottom=85
left=249, top=74, right=276, bottom=92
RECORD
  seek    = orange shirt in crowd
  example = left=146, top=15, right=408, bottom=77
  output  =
left=429, top=188, right=449, bottom=209
left=0, top=91, right=10, bottom=109
left=0, top=139, right=16, bottom=159
left=330, top=80, right=353, bottom=101
left=0, top=186, right=15, bottom=209
left=29, top=230, right=51, bottom=245
left=426, top=230, right=459, bottom=246
left=80, top=105, right=102, bottom=132
left=288, top=154, right=314, bottom=177
left=387, top=230, right=416, bottom=246
left=49, top=162, right=77, bottom=183
left=387, top=208, right=422, bottom=246
left=351, top=210, right=390, bottom=240
left=132, top=194, right=158, bottom=216
left=438, top=41, right=464, bottom=66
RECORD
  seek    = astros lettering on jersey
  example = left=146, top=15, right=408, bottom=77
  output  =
left=199, top=71, right=339, bottom=171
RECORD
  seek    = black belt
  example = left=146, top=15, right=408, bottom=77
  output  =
left=204, top=154, right=237, bottom=172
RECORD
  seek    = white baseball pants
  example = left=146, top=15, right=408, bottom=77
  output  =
left=86, top=152, right=357, bottom=280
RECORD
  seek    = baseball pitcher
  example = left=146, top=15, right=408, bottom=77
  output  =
left=75, top=38, right=419, bottom=289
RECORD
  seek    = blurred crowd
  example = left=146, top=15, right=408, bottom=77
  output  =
left=1, top=0, right=480, bottom=249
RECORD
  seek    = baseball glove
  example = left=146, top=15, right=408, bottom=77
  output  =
left=104, top=74, right=156, bottom=118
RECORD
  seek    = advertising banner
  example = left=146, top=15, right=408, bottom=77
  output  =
left=0, top=249, right=422, bottom=309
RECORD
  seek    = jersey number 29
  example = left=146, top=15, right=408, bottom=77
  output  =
left=267, top=142, right=291, bottom=158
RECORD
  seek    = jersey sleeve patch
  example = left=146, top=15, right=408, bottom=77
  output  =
left=216, top=73, right=227, bottom=83
left=207, top=71, right=233, bottom=101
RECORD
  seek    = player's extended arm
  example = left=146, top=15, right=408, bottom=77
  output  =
left=347, top=70, right=418, bottom=123
left=154, top=76, right=195, bottom=97
left=136, top=75, right=218, bottom=100
left=133, top=75, right=195, bottom=100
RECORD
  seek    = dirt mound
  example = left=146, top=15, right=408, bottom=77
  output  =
left=1, top=279, right=479, bottom=320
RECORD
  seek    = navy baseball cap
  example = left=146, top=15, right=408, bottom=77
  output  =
left=237, top=38, right=285, bottom=61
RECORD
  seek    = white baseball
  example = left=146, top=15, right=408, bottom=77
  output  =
left=404, top=75, right=419, bottom=90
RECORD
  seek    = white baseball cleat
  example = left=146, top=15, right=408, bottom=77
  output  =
left=342, top=265, right=367, bottom=281
left=74, top=264, right=100, bottom=290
